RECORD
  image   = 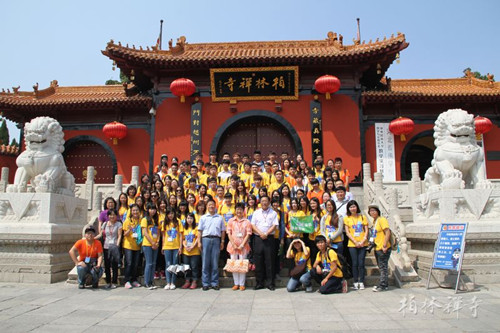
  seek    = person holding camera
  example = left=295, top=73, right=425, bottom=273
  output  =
left=368, top=205, right=392, bottom=292
left=69, top=226, right=104, bottom=289
left=300, top=235, right=346, bottom=294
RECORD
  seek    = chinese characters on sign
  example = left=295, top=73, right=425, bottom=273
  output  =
left=399, top=294, right=481, bottom=319
left=375, top=123, right=396, bottom=181
left=210, top=66, right=299, bottom=101
left=190, top=103, right=202, bottom=161
left=433, top=223, right=467, bottom=270
left=310, top=100, right=323, bottom=161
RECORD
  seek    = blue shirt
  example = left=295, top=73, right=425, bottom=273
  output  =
left=198, top=213, right=226, bottom=237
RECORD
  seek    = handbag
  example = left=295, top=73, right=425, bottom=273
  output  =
left=289, top=262, right=306, bottom=280
left=223, top=259, right=249, bottom=273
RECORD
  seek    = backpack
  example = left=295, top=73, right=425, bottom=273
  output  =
left=329, top=248, right=352, bottom=280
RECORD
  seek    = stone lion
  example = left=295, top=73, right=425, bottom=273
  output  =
left=8, top=117, right=75, bottom=196
left=424, top=109, right=491, bottom=191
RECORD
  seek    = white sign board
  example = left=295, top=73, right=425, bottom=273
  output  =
left=375, top=123, right=396, bottom=181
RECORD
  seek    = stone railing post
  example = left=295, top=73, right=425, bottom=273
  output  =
left=0, top=167, right=9, bottom=193
left=389, top=187, right=412, bottom=271
left=363, top=163, right=372, bottom=185
left=131, top=166, right=139, bottom=188
left=411, top=162, right=422, bottom=197
left=114, top=174, right=123, bottom=197
left=85, top=166, right=95, bottom=210
left=93, top=190, right=103, bottom=212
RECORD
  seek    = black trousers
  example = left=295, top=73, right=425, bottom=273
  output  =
left=124, top=249, right=140, bottom=283
left=310, top=268, right=343, bottom=294
left=103, top=248, right=119, bottom=284
left=254, top=236, right=275, bottom=286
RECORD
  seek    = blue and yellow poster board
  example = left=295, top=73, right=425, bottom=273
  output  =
left=427, top=222, right=468, bottom=293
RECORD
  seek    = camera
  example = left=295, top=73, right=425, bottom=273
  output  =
left=366, top=242, right=375, bottom=253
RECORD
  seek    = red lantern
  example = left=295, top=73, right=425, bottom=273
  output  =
left=474, top=116, right=493, bottom=139
left=170, top=78, right=196, bottom=103
left=314, top=75, right=341, bottom=99
left=103, top=121, right=127, bottom=145
left=389, top=117, right=414, bottom=141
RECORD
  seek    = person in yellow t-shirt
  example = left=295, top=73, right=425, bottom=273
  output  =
left=181, top=213, right=201, bottom=289
left=343, top=200, right=368, bottom=290
left=368, top=204, right=391, bottom=292
left=117, top=193, right=129, bottom=221
left=141, top=203, right=161, bottom=289
left=122, top=204, right=142, bottom=289
left=301, top=235, right=345, bottom=294
left=268, top=169, right=287, bottom=195
left=126, top=185, right=137, bottom=206
left=218, top=192, right=235, bottom=225
left=285, top=238, right=311, bottom=292
left=161, top=207, right=183, bottom=290
left=239, top=162, right=252, bottom=188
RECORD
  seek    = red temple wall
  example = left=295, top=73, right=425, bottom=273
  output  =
left=154, top=93, right=361, bottom=178
left=365, top=124, right=433, bottom=180
left=64, top=128, right=150, bottom=183
left=365, top=123, right=500, bottom=180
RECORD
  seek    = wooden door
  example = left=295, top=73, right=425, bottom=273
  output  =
left=64, top=140, right=114, bottom=183
left=217, top=117, right=296, bottom=160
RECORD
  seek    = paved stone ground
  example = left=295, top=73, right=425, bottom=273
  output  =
left=0, top=282, right=498, bottom=332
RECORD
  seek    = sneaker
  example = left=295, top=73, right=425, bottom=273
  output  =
left=202, top=286, right=209, bottom=291
left=132, top=281, right=141, bottom=288
left=342, top=279, right=348, bottom=293
left=190, top=281, right=198, bottom=289
left=170, top=284, right=176, bottom=290
left=352, top=282, right=359, bottom=290
left=160, top=271, right=166, bottom=280
left=240, top=286, right=246, bottom=291
left=305, top=285, right=314, bottom=293
left=147, top=285, right=155, bottom=290
left=125, top=282, right=132, bottom=289
left=78, top=284, right=85, bottom=289
left=358, top=282, right=365, bottom=290
left=105, top=283, right=112, bottom=289
left=154, top=272, right=160, bottom=280
left=373, top=286, right=388, bottom=292
left=213, top=285, right=220, bottom=290
left=232, top=285, right=239, bottom=291
left=92, top=283, right=99, bottom=289
left=164, top=283, right=171, bottom=290
left=181, top=281, right=191, bottom=289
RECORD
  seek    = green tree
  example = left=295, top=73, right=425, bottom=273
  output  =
left=0, top=119, right=9, bottom=145
left=10, top=138, right=19, bottom=147
left=463, top=67, right=492, bottom=81
left=105, top=70, right=131, bottom=85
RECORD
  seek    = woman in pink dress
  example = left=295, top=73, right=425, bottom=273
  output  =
left=226, top=202, right=252, bottom=290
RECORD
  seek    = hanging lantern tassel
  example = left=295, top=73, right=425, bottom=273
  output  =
left=325, top=92, right=331, bottom=100
left=400, top=134, right=406, bottom=141
left=180, top=95, right=185, bottom=103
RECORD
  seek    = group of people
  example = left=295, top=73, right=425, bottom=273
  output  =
left=69, top=150, right=392, bottom=294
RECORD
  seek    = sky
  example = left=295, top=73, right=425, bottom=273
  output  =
left=1, top=0, right=499, bottom=140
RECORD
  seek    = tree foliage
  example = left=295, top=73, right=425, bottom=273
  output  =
left=462, top=68, right=493, bottom=81
left=10, top=138, right=19, bottom=147
left=105, top=70, right=131, bottom=85
left=0, top=119, right=9, bottom=145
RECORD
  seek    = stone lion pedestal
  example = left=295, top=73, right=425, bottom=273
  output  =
left=405, top=109, right=500, bottom=288
left=0, top=116, right=88, bottom=283
left=0, top=193, right=87, bottom=283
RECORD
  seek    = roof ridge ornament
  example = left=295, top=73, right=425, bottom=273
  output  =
left=169, top=36, right=187, bottom=55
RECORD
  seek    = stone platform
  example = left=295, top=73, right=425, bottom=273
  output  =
left=0, top=193, right=87, bottom=283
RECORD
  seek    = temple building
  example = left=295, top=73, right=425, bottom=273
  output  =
left=0, top=31, right=499, bottom=184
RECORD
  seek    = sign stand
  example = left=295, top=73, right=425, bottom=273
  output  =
left=426, top=222, right=468, bottom=294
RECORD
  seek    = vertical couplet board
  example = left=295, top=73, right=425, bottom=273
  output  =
left=427, top=222, right=468, bottom=293
left=310, top=100, right=323, bottom=162
left=190, top=102, right=202, bottom=161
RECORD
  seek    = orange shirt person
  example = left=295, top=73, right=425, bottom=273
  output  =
left=69, top=226, right=103, bottom=289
